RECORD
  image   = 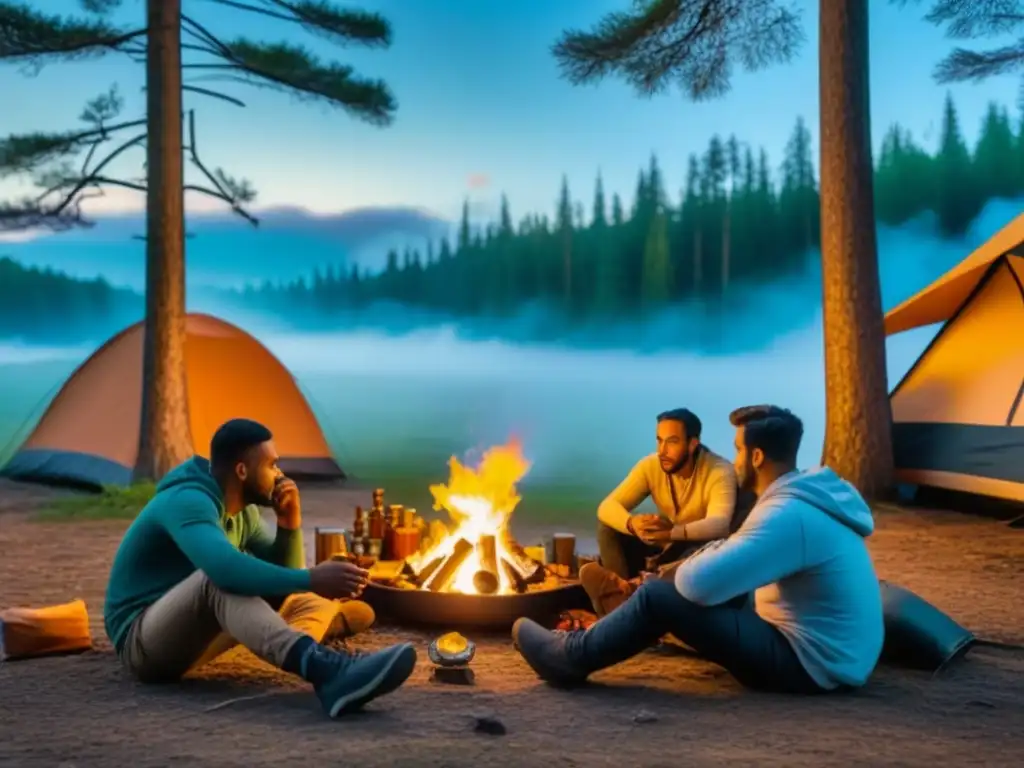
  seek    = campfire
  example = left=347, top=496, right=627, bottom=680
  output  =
left=350, top=439, right=592, bottom=629
left=404, top=440, right=547, bottom=595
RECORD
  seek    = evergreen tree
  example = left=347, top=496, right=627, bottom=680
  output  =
left=640, top=208, right=673, bottom=308
left=0, top=0, right=396, bottom=481
left=935, top=93, right=980, bottom=236
left=973, top=102, right=1017, bottom=199
left=556, top=175, right=574, bottom=307
left=552, top=0, right=892, bottom=496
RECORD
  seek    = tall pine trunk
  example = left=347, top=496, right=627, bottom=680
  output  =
left=817, top=0, right=893, bottom=498
left=133, top=0, right=193, bottom=482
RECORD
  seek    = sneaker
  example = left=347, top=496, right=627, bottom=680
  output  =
left=511, top=617, right=588, bottom=687
left=578, top=562, right=637, bottom=617
left=314, top=642, right=418, bottom=718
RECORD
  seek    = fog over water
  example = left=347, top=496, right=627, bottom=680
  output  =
left=0, top=200, right=1018, bottom=499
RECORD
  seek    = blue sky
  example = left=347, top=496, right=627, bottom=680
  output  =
left=1, top=0, right=1020, bottom=223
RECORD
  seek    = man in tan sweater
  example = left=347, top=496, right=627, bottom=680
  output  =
left=583, top=408, right=741, bottom=616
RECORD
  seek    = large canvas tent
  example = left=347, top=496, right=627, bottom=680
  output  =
left=885, top=212, right=1024, bottom=503
left=1, top=313, right=344, bottom=488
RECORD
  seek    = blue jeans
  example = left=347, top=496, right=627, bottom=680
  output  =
left=570, top=579, right=825, bottom=694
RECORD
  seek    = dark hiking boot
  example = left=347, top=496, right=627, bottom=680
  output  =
left=511, top=618, right=589, bottom=687
left=313, top=642, right=418, bottom=718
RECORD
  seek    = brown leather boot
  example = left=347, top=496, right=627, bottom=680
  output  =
left=578, top=562, right=639, bottom=617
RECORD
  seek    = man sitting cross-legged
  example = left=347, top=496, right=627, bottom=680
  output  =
left=582, top=407, right=741, bottom=617
left=513, top=405, right=884, bottom=694
left=103, top=418, right=417, bottom=718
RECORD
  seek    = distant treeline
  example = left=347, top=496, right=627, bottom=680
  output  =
left=0, top=257, right=140, bottom=342
left=248, top=95, right=1020, bottom=323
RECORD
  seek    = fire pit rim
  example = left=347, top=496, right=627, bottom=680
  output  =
left=361, top=580, right=591, bottom=630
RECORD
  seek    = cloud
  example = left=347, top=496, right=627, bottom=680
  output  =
left=466, top=173, right=491, bottom=190
left=0, top=229, right=44, bottom=244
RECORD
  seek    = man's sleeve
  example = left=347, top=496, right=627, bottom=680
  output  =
left=597, top=459, right=652, bottom=534
left=245, top=510, right=306, bottom=570
left=677, top=461, right=738, bottom=542
left=162, top=491, right=311, bottom=596
left=673, top=499, right=805, bottom=606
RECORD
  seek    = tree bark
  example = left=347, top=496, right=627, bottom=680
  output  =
left=133, top=0, right=193, bottom=482
left=817, top=0, right=893, bottom=498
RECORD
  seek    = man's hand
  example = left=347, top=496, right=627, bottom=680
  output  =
left=272, top=477, right=301, bottom=530
left=309, top=560, right=369, bottom=599
left=628, top=514, right=672, bottom=544
left=647, top=523, right=688, bottom=544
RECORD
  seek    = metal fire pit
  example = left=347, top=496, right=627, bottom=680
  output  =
left=362, top=581, right=591, bottom=630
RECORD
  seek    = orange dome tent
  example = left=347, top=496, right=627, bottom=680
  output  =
left=885, top=212, right=1024, bottom=503
left=1, top=313, right=344, bottom=489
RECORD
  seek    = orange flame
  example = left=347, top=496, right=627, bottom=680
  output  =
left=407, top=439, right=531, bottom=594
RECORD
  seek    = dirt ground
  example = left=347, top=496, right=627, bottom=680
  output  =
left=1, top=480, right=1022, bottom=768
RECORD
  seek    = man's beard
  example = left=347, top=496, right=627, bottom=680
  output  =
left=243, top=481, right=275, bottom=508
left=737, top=456, right=756, bottom=492
left=662, top=446, right=691, bottom=475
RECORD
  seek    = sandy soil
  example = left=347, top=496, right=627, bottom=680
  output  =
left=1, top=479, right=1022, bottom=767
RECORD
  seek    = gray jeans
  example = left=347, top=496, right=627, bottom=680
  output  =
left=120, top=570, right=341, bottom=683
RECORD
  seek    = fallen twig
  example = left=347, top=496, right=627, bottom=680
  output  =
left=203, top=691, right=282, bottom=712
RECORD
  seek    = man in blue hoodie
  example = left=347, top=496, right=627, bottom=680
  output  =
left=104, top=418, right=417, bottom=717
left=512, top=404, right=884, bottom=694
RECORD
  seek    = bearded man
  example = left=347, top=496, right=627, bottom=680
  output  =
left=514, top=405, right=884, bottom=695
left=581, top=408, right=740, bottom=616
left=104, top=418, right=417, bottom=718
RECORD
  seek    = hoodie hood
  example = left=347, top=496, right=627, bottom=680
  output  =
left=762, top=467, right=875, bottom=537
left=155, top=456, right=223, bottom=508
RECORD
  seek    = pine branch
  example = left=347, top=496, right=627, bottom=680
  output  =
left=0, top=1, right=143, bottom=64
left=551, top=0, right=804, bottom=100
left=183, top=109, right=259, bottom=225
left=933, top=42, right=1024, bottom=82
left=183, top=84, right=247, bottom=107
left=202, top=0, right=392, bottom=47
left=180, top=13, right=395, bottom=125
left=265, top=0, right=391, bottom=47
left=0, top=119, right=146, bottom=177
left=908, top=0, right=1024, bottom=84
left=80, top=0, right=124, bottom=13
left=0, top=104, right=257, bottom=231
left=921, top=0, right=1024, bottom=39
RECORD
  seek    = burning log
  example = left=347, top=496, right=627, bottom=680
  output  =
left=501, top=557, right=529, bottom=594
left=409, top=555, right=444, bottom=587
left=472, top=535, right=500, bottom=595
left=503, top=541, right=546, bottom=585
left=425, top=538, right=474, bottom=592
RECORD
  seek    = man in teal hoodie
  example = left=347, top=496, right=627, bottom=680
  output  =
left=512, top=404, right=884, bottom=694
left=104, top=418, right=417, bottom=718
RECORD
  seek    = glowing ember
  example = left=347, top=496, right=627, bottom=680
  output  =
left=406, top=440, right=531, bottom=595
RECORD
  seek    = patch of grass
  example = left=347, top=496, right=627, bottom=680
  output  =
left=34, top=482, right=157, bottom=522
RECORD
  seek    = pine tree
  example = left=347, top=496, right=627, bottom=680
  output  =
left=556, top=176, right=574, bottom=307
left=641, top=208, right=672, bottom=308
left=935, top=93, right=979, bottom=236
left=0, top=0, right=396, bottom=481
left=973, top=102, right=1017, bottom=199
left=551, top=0, right=893, bottom=497
left=591, top=173, right=621, bottom=314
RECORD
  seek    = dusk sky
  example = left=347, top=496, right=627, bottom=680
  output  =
left=1, top=0, right=1020, bottom=224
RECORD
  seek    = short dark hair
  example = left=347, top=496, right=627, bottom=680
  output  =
left=729, top=405, right=803, bottom=466
left=656, top=408, right=702, bottom=441
left=210, top=418, right=273, bottom=475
